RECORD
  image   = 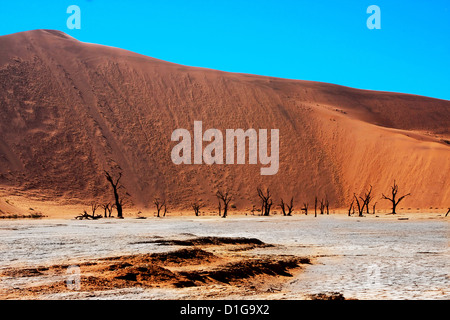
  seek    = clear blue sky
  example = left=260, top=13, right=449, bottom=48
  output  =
left=1, top=0, right=449, bottom=100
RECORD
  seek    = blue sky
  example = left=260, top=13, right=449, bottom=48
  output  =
left=1, top=0, right=449, bottom=100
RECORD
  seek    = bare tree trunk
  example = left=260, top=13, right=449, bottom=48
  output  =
left=154, top=198, right=166, bottom=218
left=257, top=187, right=273, bottom=216
left=382, top=180, right=410, bottom=214
left=314, top=196, right=317, bottom=217
left=320, top=199, right=325, bottom=215
left=102, top=203, right=113, bottom=218
left=363, top=186, right=373, bottom=214
left=279, top=197, right=294, bottom=216
left=302, top=203, right=308, bottom=215
left=90, top=203, right=100, bottom=219
left=192, top=201, right=203, bottom=216
left=105, top=171, right=124, bottom=219
left=216, top=190, right=232, bottom=218
left=287, top=197, right=294, bottom=216
left=280, top=199, right=287, bottom=216
left=354, top=194, right=364, bottom=217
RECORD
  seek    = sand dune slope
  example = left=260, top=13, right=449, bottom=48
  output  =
left=0, top=30, right=448, bottom=211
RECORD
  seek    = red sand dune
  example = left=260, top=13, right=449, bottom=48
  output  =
left=0, top=30, right=448, bottom=212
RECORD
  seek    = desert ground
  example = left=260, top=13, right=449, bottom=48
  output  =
left=0, top=212, right=448, bottom=300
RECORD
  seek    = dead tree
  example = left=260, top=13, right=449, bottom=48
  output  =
left=279, top=199, right=286, bottom=216
left=314, top=196, right=318, bottom=217
left=301, top=203, right=308, bottom=215
left=105, top=171, right=124, bottom=219
left=154, top=198, right=166, bottom=218
left=76, top=211, right=91, bottom=220
left=353, top=194, right=365, bottom=217
left=280, top=197, right=294, bottom=216
left=353, top=186, right=374, bottom=217
left=91, top=203, right=99, bottom=216
left=216, top=190, right=232, bottom=218
left=76, top=204, right=102, bottom=220
left=362, top=186, right=373, bottom=214
left=372, top=202, right=377, bottom=214
left=218, top=200, right=222, bottom=216
left=325, top=197, right=330, bottom=215
left=319, top=199, right=325, bottom=215
left=348, top=199, right=354, bottom=216
left=191, top=201, right=203, bottom=216
left=101, top=203, right=114, bottom=218
left=163, top=204, right=168, bottom=217
left=102, top=204, right=107, bottom=218
left=382, top=180, right=411, bottom=214
left=76, top=211, right=94, bottom=220
left=446, top=208, right=450, bottom=217
left=257, top=187, right=273, bottom=216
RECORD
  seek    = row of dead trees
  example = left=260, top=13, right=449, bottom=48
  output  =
left=191, top=190, right=233, bottom=218
left=190, top=187, right=326, bottom=218
left=80, top=172, right=425, bottom=219
left=348, top=180, right=411, bottom=216
left=76, top=202, right=115, bottom=220
left=163, top=180, right=414, bottom=218
left=77, top=171, right=126, bottom=220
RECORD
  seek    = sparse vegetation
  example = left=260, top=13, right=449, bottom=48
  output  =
left=0, top=212, right=45, bottom=219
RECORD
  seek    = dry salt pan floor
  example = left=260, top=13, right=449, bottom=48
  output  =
left=0, top=214, right=448, bottom=300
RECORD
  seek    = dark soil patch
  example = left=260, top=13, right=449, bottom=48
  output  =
left=177, top=256, right=311, bottom=285
left=149, top=248, right=216, bottom=264
left=308, top=292, right=346, bottom=300
left=114, top=264, right=177, bottom=283
left=153, top=236, right=268, bottom=247
left=1, top=267, right=49, bottom=277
